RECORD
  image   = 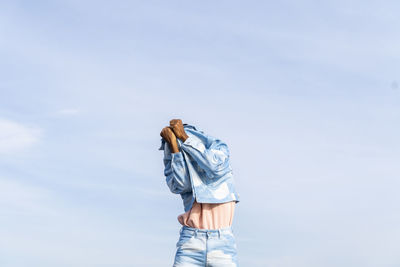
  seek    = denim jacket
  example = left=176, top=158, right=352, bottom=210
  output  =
left=159, top=123, right=240, bottom=212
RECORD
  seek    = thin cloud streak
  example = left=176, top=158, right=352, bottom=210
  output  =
left=0, top=118, right=42, bottom=154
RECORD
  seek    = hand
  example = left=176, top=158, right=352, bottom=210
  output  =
left=160, top=126, right=179, bottom=153
left=169, top=119, right=189, bottom=142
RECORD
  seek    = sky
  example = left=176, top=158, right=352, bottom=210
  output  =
left=0, top=0, right=399, bottom=266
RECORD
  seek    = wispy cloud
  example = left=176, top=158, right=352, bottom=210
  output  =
left=0, top=118, right=42, bottom=154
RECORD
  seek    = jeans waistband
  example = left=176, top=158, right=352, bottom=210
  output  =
left=180, top=225, right=234, bottom=236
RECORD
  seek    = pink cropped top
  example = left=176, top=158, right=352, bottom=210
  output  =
left=177, top=200, right=236, bottom=230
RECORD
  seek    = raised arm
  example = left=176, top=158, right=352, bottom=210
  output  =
left=169, top=119, right=232, bottom=179
left=160, top=126, right=191, bottom=194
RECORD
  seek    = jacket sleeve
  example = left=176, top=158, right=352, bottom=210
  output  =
left=180, top=135, right=232, bottom=178
left=163, top=151, right=192, bottom=194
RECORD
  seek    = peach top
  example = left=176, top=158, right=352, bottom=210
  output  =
left=178, top=200, right=236, bottom=230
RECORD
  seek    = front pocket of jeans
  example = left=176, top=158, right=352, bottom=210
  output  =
left=176, top=233, right=194, bottom=247
left=221, top=233, right=236, bottom=246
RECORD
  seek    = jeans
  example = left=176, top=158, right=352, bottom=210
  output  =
left=173, top=225, right=238, bottom=267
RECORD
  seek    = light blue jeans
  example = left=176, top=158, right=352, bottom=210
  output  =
left=173, top=225, right=238, bottom=267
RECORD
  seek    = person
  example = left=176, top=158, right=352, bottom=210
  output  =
left=160, top=119, right=240, bottom=267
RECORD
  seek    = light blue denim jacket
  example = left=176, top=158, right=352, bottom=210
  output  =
left=159, top=123, right=240, bottom=212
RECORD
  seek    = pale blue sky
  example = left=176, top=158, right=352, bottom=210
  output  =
left=1, top=1, right=399, bottom=266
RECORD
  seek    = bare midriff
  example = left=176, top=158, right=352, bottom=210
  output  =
left=177, top=199, right=236, bottom=230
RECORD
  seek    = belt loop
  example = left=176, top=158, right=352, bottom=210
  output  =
left=218, top=229, right=221, bottom=239
left=179, top=227, right=183, bottom=234
left=194, top=229, right=198, bottom=237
